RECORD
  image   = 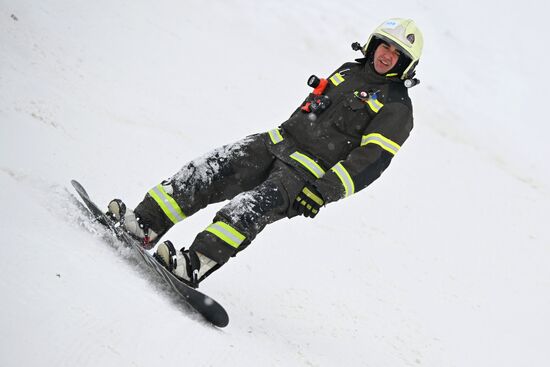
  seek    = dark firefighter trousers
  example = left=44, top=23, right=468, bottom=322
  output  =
left=134, top=133, right=307, bottom=265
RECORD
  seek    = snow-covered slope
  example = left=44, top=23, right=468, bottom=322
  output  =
left=1, top=1, right=549, bottom=366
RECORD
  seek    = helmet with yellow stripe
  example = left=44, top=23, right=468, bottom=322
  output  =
left=362, top=18, right=424, bottom=80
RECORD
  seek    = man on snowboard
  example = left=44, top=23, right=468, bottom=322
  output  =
left=107, top=18, right=424, bottom=288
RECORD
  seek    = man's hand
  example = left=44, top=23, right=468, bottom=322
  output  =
left=293, top=185, right=324, bottom=218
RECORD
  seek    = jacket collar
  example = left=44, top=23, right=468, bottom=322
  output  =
left=356, top=57, right=404, bottom=84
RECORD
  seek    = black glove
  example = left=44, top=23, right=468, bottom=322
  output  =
left=293, top=185, right=324, bottom=218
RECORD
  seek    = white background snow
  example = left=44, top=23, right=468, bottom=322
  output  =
left=1, top=1, right=549, bottom=366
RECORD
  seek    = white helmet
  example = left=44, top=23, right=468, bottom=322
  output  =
left=362, top=18, right=424, bottom=79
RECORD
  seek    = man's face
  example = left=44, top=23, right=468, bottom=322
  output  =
left=373, top=42, right=401, bottom=75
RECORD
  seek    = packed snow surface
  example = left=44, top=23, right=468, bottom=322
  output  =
left=1, top=1, right=549, bottom=366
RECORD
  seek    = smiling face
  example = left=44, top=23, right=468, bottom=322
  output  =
left=373, top=42, right=401, bottom=75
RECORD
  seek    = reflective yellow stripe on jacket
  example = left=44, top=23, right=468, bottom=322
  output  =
left=148, top=184, right=186, bottom=224
left=367, top=98, right=384, bottom=113
left=361, top=133, right=401, bottom=155
left=330, top=162, right=355, bottom=197
left=268, top=128, right=283, bottom=144
left=206, top=221, right=246, bottom=249
left=290, top=151, right=326, bottom=179
left=329, top=72, right=345, bottom=86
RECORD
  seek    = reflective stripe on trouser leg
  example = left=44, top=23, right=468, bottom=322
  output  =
left=190, top=168, right=291, bottom=264
left=148, top=184, right=186, bottom=224
left=205, top=221, right=246, bottom=249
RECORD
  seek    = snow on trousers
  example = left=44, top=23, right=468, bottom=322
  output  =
left=134, top=133, right=306, bottom=265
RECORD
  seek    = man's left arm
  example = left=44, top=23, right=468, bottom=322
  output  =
left=314, top=102, right=414, bottom=204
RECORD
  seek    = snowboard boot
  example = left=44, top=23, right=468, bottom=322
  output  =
left=153, top=240, right=218, bottom=288
left=106, top=199, right=159, bottom=249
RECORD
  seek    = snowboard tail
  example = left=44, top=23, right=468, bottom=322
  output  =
left=70, top=180, right=229, bottom=328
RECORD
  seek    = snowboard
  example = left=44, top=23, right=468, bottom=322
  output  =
left=70, top=179, right=229, bottom=328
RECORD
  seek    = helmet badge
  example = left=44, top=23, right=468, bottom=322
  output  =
left=406, top=33, right=415, bottom=44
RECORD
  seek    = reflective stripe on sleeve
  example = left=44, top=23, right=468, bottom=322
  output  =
left=205, top=221, right=246, bottom=249
left=361, top=133, right=401, bottom=155
left=148, top=184, right=186, bottom=224
left=268, top=128, right=284, bottom=144
left=289, top=151, right=326, bottom=179
left=329, top=72, right=345, bottom=86
left=330, top=162, right=355, bottom=197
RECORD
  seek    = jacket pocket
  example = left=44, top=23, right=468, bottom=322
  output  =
left=335, top=94, right=369, bottom=135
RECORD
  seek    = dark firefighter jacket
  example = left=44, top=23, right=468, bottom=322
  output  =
left=266, top=59, right=414, bottom=204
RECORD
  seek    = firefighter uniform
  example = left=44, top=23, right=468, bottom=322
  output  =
left=133, top=59, right=414, bottom=270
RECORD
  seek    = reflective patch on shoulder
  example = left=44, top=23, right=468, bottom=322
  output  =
left=329, top=72, right=345, bottom=86
left=267, top=128, right=283, bottom=144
